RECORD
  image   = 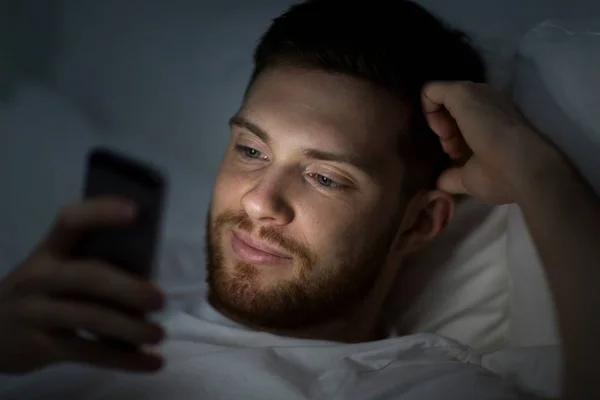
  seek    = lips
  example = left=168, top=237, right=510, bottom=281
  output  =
left=230, top=229, right=293, bottom=266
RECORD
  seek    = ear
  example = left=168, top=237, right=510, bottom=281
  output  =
left=395, top=190, right=455, bottom=256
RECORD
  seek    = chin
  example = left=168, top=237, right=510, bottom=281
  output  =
left=229, top=260, right=298, bottom=291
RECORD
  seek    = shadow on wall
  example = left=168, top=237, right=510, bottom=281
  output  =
left=0, top=0, right=62, bottom=102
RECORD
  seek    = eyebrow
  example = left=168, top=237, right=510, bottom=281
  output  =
left=229, top=115, right=271, bottom=145
left=229, top=115, right=368, bottom=171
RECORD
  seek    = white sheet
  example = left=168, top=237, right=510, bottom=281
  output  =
left=0, top=301, right=558, bottom=399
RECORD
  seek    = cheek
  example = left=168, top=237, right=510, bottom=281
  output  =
left=299, top=201, right=365, bottom=264
left=303, top=194, right=396, bottom=266
left=212, top=167, right=248, bottom=208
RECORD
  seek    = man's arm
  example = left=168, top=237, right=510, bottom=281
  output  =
left=515, top=151, right=600, bottom=400
left=421, top=81, right=600, bottom=400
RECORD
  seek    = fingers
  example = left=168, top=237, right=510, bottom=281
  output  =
left=422, top=99, right=457, bottom=141
left=23, top=298, right=164, bottom=346
left=422, top=80, right=475, bottom=120
left=41, top=197, right=137, bottom=255
left=56, top=335, right=164, bottom=373
left=31, top=260, right=164, bottom=312
left=422, top=82, right=475, bottom=161
left=437, top=167, right=468, bottom=196
left=428, top=112, right=470, bottom=162
left=441, top=137, right=468, bottom=161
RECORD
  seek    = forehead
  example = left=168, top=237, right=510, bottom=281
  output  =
left=240, top=66, right=409, bottom=171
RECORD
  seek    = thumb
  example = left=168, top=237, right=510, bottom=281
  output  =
left=437, top=167, right=469, bottom=195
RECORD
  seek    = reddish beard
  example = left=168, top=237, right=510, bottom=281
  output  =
left=205, top=208, right=397, bottom=330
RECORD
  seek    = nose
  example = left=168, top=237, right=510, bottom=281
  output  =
left=241, top=171, right=294, bottom=227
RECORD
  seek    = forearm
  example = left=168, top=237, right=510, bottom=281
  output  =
left=515, top=150, right=600, bottom=400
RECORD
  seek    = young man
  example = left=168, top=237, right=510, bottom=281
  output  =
left=0, top=1, right=598, bottom=399
left=205, top=0, right=486, bottom=343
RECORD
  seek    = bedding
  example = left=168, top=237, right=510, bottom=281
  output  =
left=388, top=200, right=510, bottom=353
left=0, top=301, right=558, bottom=400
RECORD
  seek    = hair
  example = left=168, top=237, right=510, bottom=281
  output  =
left=247, top=0, right=486, bottom=195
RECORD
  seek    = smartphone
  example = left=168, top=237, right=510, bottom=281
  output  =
left=74, top=147, right=166, bottom=279
left=74, top=148, right=166, bottom=351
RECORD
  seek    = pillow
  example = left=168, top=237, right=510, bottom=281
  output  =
left=507, top=19, right=600, bottom=346
left=387, top=199, right=510, bottom=353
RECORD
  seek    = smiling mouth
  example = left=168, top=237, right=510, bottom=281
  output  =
left=230, top=230, right=293, bottom=266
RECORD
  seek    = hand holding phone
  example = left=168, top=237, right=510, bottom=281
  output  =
left=72, top=148, right=167, bottom=351
left=0, top=191, right=166, bottom=374
left=0, top=148, right=168, bottom=374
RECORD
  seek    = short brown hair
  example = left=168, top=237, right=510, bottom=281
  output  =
left=249, top=0, right=486, bottom=193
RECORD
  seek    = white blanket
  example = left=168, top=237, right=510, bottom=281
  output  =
left=0, top=301, right=559, bottom=399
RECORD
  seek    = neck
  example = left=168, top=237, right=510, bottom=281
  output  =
left=277, top=296, right=389, bottom=343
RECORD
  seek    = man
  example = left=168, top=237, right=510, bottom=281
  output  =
left=0, top=0, right=598, bottom=399
left=206, top=0, right=485, bottom=342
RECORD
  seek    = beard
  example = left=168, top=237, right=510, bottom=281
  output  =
left=205, top=208, right=400, bottom=330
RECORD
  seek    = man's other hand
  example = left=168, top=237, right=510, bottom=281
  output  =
left=422, top=81, right=561, bottom=205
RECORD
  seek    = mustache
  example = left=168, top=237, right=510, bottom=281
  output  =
left=214, top=209, right=315, bottom=268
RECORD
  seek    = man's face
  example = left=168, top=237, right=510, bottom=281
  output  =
left=207, top=66, right=411, bottom=329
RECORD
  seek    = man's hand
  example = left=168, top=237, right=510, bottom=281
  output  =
left=0, top=198, right=166, bottom=375
left=422, top=81, right=560, bottom=204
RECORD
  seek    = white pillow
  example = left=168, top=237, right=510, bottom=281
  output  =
left=507, top=19, right=600, bottom=346
left=514, top=19, right=600, bottom=192
left=388, top=199, right=510, bottom=352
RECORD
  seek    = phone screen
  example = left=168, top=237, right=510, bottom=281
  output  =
left=74, top=148, right=166, bottom=279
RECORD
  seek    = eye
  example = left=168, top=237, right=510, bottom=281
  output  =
left=308, top=173, right=343, bottom=189
left=235, top=145, right=266, bottom=160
